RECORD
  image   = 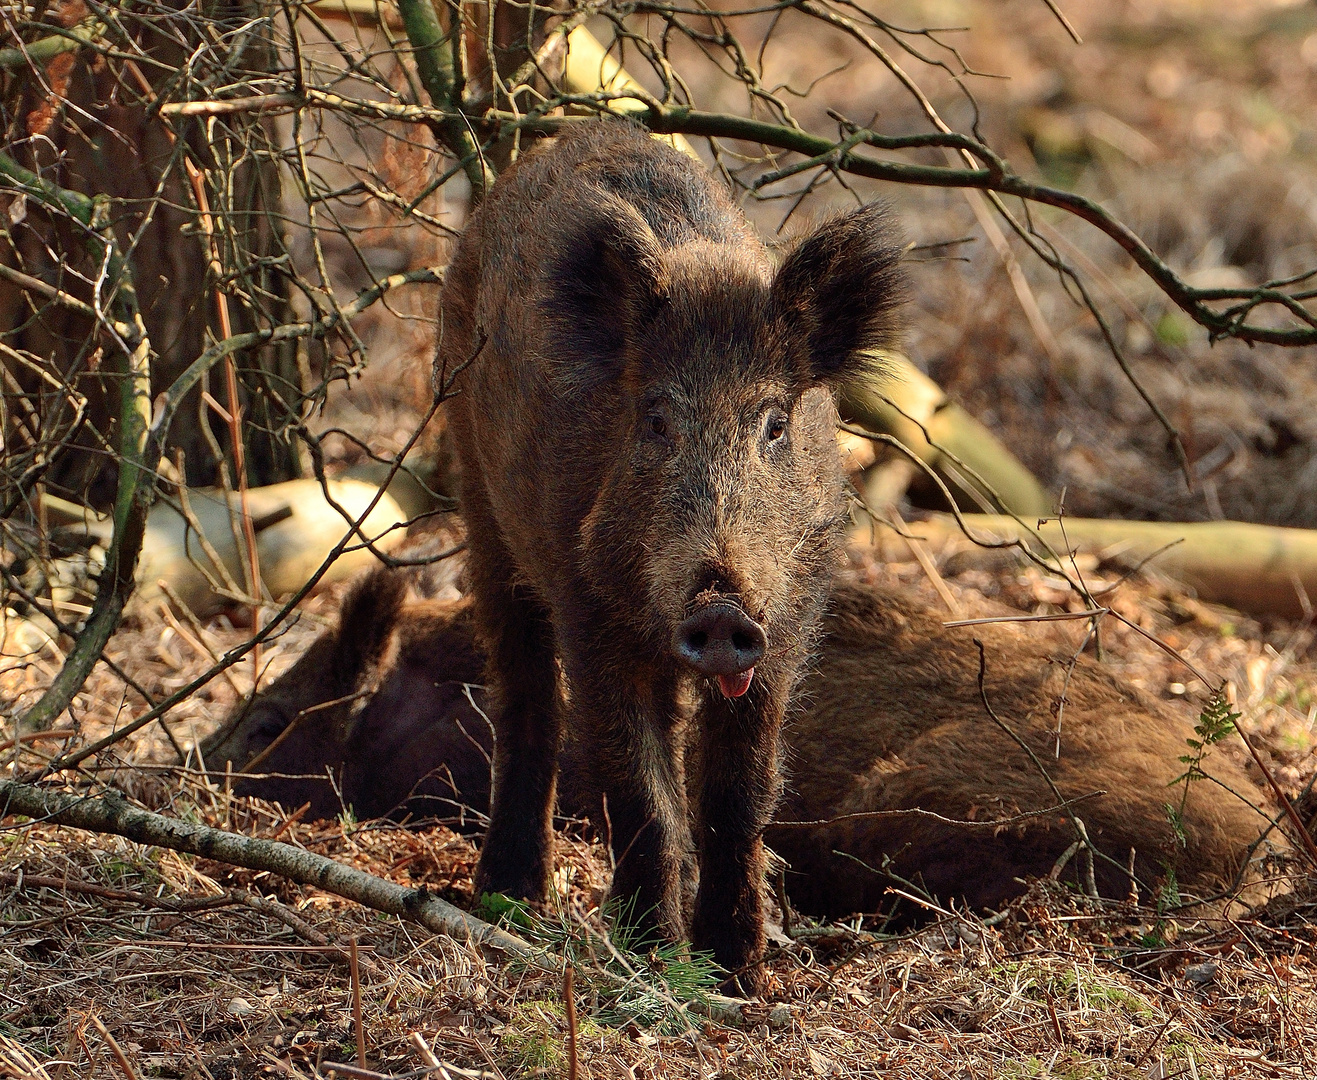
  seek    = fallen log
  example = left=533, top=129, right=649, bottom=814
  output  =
left=884, top=513, right=1317, bottom=621
left=39, top=479, right=407, bottom=617
left=841, top=360, right=1053, bottom=518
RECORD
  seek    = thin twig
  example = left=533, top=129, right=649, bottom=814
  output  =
left=351, top=937, right=366, bottom=1068
left=564, top=965, right=579, bottom=1080
left=770, top=791, right=1106, bottom=830
left=973, top=639, right=1138, bottom=895
left=88, top=1016, right=139, bottom=1080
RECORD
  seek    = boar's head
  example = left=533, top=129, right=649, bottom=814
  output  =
left=544, top=194, right=905, bottom=696
left=201, top=570, right=408, bottom=817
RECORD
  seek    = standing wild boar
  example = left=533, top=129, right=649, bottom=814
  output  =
left=438, top=121, right=904, bottom=989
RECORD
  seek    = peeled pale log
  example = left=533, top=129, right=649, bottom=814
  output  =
left=42, top=480, right=406, bottom=617
left=135, top=479, right=407, bottom=615
left=307, top=0, right=403, bottom=28
left=885, top=513, right=1317, bottom=621
left=841, top=358, right=1053, bottom=518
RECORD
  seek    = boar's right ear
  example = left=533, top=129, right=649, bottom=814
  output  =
left=542, top=193, right=668, bottom=388
left=334, top=567, right=407, bottom=686
left=772, top=202, right=906, bottom=385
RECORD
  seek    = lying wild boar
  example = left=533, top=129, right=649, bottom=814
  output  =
left=438, top=121, right=905, bottom=986
left=767, top=584, right=1275, bottom=916
left=204, top=574, right=489, bottom=825
left=205, top=569, right=1275, bottom=918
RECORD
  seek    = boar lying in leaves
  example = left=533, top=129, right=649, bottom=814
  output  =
left=204, top=569, right=1275, bottom=922
left=437, top=121, right=905, bottom=989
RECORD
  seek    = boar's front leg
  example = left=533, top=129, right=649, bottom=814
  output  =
left=690, top=666, right=790, bottom=996
left=571, top=664, right=693, bottom=943
left=466, top=496, right=563, bottom=904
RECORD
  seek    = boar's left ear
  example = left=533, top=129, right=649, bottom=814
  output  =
left=771, top=202, right=906, bottom=385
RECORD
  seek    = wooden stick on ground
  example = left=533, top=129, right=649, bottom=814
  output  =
left=0, top=780, right=524, bottom=956
left=351, top=937, right=366, bottom=1067
left=0, top=780, right=762, bottom=1026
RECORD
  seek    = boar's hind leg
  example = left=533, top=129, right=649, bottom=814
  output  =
left=574, top=672, right=692, bottom=945
left=691, top=674, right=788, bottom=997
left=466, top=521, right=563, bottom=904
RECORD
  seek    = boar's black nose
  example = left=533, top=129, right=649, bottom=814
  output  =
left=674, top=604, right=767, bottom=676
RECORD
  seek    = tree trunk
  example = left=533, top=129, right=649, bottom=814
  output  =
left=1, top=1, right=299, bottom=514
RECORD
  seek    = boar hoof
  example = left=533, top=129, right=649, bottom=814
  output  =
left=718, top=960, right=767, bottom=1000
left=473, top=835, right=552, bottom=905
left=696, top=919, right=768, bottom=998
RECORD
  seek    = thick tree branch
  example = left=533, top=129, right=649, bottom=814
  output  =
left=0, top=17, right=106, bottom=72
left=0, top=780, right=531, bottom=954
left=394, top=0, right=495, bottom=197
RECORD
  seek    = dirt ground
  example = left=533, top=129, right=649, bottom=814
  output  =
left=4, top=0, right=1317, bottom=1077
left=2, top=530, right=1315, bottom=1079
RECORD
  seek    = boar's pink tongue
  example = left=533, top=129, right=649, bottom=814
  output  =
left=717, top=669, right=754, bottom=698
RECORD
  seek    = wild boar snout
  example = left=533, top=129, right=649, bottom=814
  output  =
left=673, top=601, right=767, bottom=690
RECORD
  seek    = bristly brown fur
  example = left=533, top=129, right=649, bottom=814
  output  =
left=436, top=120, right=906, bottom=991
left=766, top=581, right=1275, bottom=916
left=209, top=571, right=1280, bottom=922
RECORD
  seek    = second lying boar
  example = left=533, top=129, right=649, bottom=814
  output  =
left=205, top=570, right=1276, bottom=915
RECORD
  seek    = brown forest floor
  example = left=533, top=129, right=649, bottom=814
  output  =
left=1, top=540, right=1315, bottom=1079
left=5, top=0, right=1317, bottom=1077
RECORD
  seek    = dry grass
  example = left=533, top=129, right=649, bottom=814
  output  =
left=0, top=772, right=1312, bottom=1078
left=2, top=533, right=1315, bottom=1077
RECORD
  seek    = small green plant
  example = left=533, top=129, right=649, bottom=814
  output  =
left=502, top=895, right=722, bottom=1033
left=500, top=1000, right=615, bottom=1073
left=1155, top=864, right=1182, bottom=915
left=1274, top=680, right=1313, bottom=712
left=476, top=891, right=536, bottom=932
left=1139, top=861, right=1181, bottom=945
left=1166, top=687, right=1239, bottom=846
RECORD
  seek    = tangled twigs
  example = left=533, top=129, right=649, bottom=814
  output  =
left=973, top=639, right=1141, bottom=895
left=0, top=151, right=157, bottom=734
left=0, top=15, right=106, bottom=71
left=0, top=868, right=378, bottom=969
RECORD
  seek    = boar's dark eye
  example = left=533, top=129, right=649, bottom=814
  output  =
left=765, top=412, right=788, bottom=442
left=649, top=415, right=667, bottom=437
